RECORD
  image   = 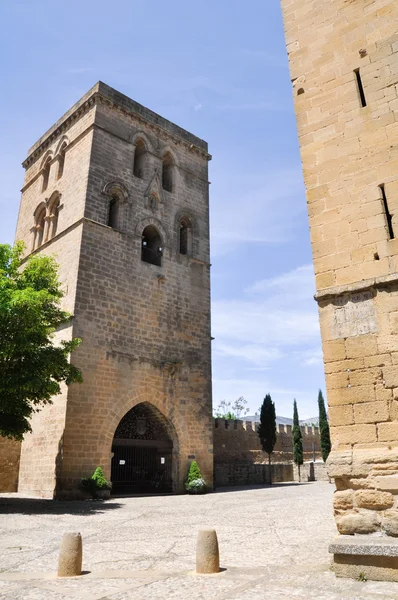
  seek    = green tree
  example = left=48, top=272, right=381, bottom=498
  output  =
left=257, top=393, right=277, bottom=484
left=0, top=243, right=82, bottom=440
left=318, top=389, right=331, bottom=462
left=292, top=399, right=303, bottom=482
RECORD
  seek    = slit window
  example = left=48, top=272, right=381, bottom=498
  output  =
left=162, top=153, right=174, bottom=192
left=108, top=195, right=120, bottom=229
left=142, top=225, right=163, bottom=267
left=354, top=69, right=367, bottom=107
left=179, top=216, right=192, bottom=255
left=380, top=184, right=394, bottom=239
left=42, top=158, right=51, bottom=192
left=33, top=205, right=46, bottom=250
left=133, top=139, right=146, bottom=179
left=57, top=143, right=67, bottom=180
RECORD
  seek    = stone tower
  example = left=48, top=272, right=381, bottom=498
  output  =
left=281, top=0, right=398, bottom=579
left=14, top=82, right=213, bottom=498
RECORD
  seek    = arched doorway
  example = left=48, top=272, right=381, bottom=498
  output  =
left=111, top=402, right=175, bottom=495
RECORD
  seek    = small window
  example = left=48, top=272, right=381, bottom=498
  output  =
left=179, top=216, right=192, bottom=255
left=47, top=195, right=60, bottom=241
left=162, top=152, right=174, bottom=192
left=133, top=139, right=146, bottom=179
left=141, top=225, right=162, bottom=267
left=33, top=205, right=46, bottom=250
left=57, top=143, right=67, bottom=180
left=108, top=196, right=120, bottom=229
left=42, top=158, right=51, bottom=192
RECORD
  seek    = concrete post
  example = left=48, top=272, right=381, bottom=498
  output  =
left=196, top=528, right=220, bottom=574
left=58, top=532, right=82, bottom=577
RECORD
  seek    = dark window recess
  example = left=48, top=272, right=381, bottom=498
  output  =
left=380, top=184, right=395, bottom=239
left=354, top=69, right=367, bottom=107
left=179, top=225, right=188, bottom=254
left=142, top=225, right=163, bottom=266
left=108, top=196, right=120, bottom=229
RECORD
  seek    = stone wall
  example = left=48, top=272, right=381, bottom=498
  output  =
left=0, top=436, right=21, bottom=492
left=214, top=419, right=322, bottom=464
left=280, top=0, right=398, bottom=537
left=215, top=461, right=328, bottom=487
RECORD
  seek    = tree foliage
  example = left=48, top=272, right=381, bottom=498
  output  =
left=257, top=393, right=277, bottom=484
left=292, top=399, right=303, bottom=480
left=0, top=243, right=82, bottom=440
left=214, top=397, right=249, bottom=419
left=318, top=389, right=331, bottom=462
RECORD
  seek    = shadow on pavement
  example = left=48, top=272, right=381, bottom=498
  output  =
left=0, top=496, right=124, bottom=515
left=213, top=482, right=313, bottom=494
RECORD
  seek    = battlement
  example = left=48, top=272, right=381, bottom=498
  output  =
left=213, top=418, right=321, bottom=463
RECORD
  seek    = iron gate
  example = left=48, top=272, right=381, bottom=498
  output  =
left=111, top=444, right=172, bottom=494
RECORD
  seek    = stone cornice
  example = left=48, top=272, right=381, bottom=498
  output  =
left=22, top=82, right=211, bottom=169
left=315, top=272, right=398, bottom=302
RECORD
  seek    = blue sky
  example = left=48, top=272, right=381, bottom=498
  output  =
left=0, top=0, right=325, bottom=418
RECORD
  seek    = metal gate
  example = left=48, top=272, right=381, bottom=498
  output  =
left=111, top=444, right=172, bottom=495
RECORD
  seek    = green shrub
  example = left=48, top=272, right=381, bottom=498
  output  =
left=186, top=460, right=202, bottom=483
left=81, top=466, right=111, bottom=498
left=185, top=461, right=206, bottom=494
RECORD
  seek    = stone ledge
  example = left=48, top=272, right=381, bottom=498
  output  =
left=329, top=535, right=398, bottom=557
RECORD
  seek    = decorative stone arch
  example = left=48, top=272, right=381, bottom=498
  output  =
left=39, top=150, right=54, bottom=171
left=135, top=216, right=168, bottom=248
left=54, top=135, right=70, bottom=157
left=101, top=392, right=183, bottom=494
left=102, top=180, right=130, bottom=230
left=130, top=130, right=154, bottom=154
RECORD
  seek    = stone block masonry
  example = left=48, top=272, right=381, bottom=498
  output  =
left=10, top=82, right=213, bottom=498
left=280, top=0, right=398, bottom=579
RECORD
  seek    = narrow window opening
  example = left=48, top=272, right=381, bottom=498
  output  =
left=354, top=69, right=367, bottom=108
left=374, top=252, right=380, bottom=261
left=380, top=184, right=395, bottom=239
left=108, top=196, right=120, bottom=229
left=42, top=159, right=51, bottom=192
left=162, top=153, right=174, bottom=192
left=57, top=144, right=66, bottom=180
left=179, top=217, right=192, bottom=255
left=48, top=197, right=60, bottom=240
left=133, top=139, right=146, bottom=179
left=33, top=205, right=46, bottom=250
left=141, top=225, right=162, bottom=267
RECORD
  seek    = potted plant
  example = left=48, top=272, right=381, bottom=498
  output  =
left=81, top=467, right=112, bottom=499
left=185, top=460, right=207, bottom=495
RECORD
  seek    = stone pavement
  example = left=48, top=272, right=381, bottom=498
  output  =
left=2, top=482, right=398, bottom=599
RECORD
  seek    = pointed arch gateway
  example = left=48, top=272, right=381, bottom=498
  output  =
left=111, top=402, right=178, bottom=495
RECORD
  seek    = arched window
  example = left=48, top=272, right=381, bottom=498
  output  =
left=33, top=204, right=46, bottom=250
left=108, top=195, right=120, bottom=229
left=133, top=139, right=146, bottom=179
left=42, top=158, right=51, bottom=192
left=162, top=152, right=174, bottom=193
left=57, top=143, right=67, bottom=180
left=179, top=216, right=192, bottom=255
left=47, top=194, right=60, bottom=241
left=141, top=225, right=163, bottom=267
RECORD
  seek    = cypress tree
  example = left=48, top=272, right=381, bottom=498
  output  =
left=318, top=389, right=331, bottom=462
left=257, top=394, right=277, bottom=484
left=292, top=399, right=303, bottom=482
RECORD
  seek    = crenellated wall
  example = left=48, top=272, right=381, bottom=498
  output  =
left=214, top=419, right=322, bottom=464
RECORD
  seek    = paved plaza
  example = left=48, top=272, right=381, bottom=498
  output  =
left=1, top=482, right=398, bottom=599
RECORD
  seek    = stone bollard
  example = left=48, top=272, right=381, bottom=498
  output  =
left=58, top=532, right=83, bottom=577
left=196, top=528, right=220, bottom=574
